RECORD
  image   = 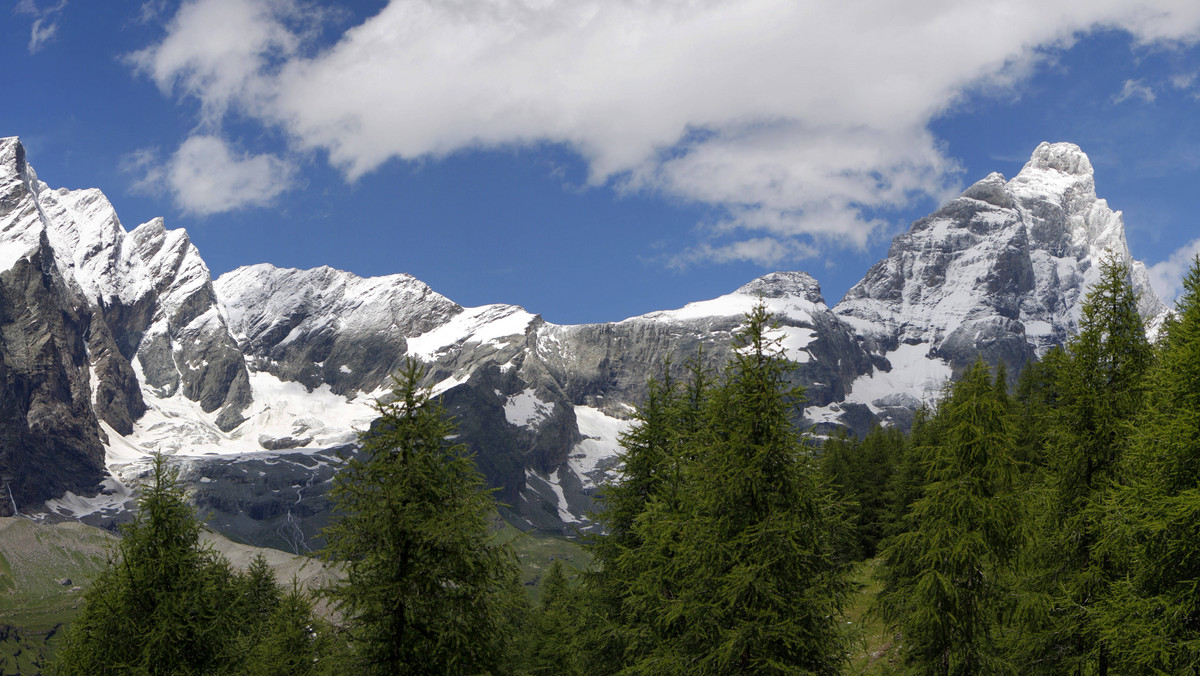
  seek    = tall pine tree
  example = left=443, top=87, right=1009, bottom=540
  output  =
left=1013, top=255, right=1152, bottom=674
left=583, top=354, right=712, bottom=673
left=624, top=303, right=851, bottom=674
left=52, top=454, right=256, bottom=675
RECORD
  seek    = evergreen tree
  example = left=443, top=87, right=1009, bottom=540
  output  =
left=244, top=580, right=333, bottom=676
left=52, top=453, right=248, bottom=675
left=524, top=560, right=585, bottom=675
left=1011, top=349, right=1065, bottom=469
left=882, top=402, right=948, bottom=544
left=822, top=425, right=905, bottom=560
left=1097, top=256, right=1200, bottom=672
left=1013, top=255, right=1151, bottom=674
left=236, top=553, right=283, bottom=637
left=877, top=358, right=1022, bottom=675
left=582, top=354, right=712, bottom=672
left=625, top=303, right=851, bottom=674
left=319, top=358, right=519, bottom=675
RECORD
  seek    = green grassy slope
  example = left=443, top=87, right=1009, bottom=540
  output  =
left=0, top=517, right=115, bottom=675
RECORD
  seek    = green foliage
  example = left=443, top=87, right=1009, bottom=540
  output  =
left=877, top=358, right=1022, bottom=675
left=1097, top=256, right=1200, bottom=672
left=821, top=425, right=906, bottom=560
left=319, top=358, right=520, bottom=675
left=1012, top=255, right=1152, bottom=673
left=586, top=303, right=852, bottom=674
left=51, top=454, right=288, bottom=675
left=578, top=354, right=712, bottom=673
left=520, top=560, right=587, bottom=675
left=244, top=580, right=333, bottom=676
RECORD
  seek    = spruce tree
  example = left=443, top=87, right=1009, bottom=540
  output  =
left=319, top=358, right=518, bottom=675
left=1097, top=256, right=1200, bottom=672
left=877, top=358, right=1022, bottom=675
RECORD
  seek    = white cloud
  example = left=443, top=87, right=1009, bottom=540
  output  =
left=670, top=237, right=819, bottom=268
left=1114, top=78, right=1157, bottom=104
left=126, top=0, right=303, bottom=125
left=131, top=0, right=1200, bottom=260
left=129, top=135, right=295, bottom=215
left=1149, top=238, right=1200, bottom=305
left=15, top=0, right=67, bottom=54
left=1171, top=72, right=1197, bottom=89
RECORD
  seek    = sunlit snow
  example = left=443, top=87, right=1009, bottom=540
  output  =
left=504, top=389, right=555, bottom=429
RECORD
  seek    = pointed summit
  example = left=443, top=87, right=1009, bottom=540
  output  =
left=1024, top=141, right=1093, bottom=177
left=834, top=141, right=1168, bottom=411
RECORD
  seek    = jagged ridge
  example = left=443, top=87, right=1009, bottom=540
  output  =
left=0, top=137, right=1169, bottom=542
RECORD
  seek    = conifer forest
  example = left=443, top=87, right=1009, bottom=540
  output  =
left=44, top=255, right=1200, bottom=674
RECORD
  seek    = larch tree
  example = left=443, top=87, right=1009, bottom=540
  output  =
left=624, top=303, right=851, bottom=674
left=1013, top=255, right=1152, bottom=674
left=319, top=358, right=519, bottom=675
left=1098, top=256, right=1200, bottom=672
left=877, top=358, right=1023, bottom=676
left=52, top=453, right=256, bottom=675
left=582, top=354, right=712, bottom=673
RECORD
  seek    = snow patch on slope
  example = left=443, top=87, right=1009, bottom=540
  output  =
left=108, top=371, right=376, bottom=467
left=407, top=304, right=535, bottom=361
left=568, top=406, right=632, bottom=489
left=504, top=389, right=555, bottom=429
left=44, top=477, right=134, bottom=519
left=844, top=344, right=952, bottom=412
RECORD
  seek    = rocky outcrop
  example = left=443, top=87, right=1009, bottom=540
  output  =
left=0, top=136, right=256, bottom=514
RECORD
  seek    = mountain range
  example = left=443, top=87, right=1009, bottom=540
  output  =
left=0, top=137, right=1167, bottom=548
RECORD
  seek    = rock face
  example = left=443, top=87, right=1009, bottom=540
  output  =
left=0, top=136, right=250, bottom=516
left=0, top=137, right=1170, bottom=541
left=830, top=142, right=1168, bottom=424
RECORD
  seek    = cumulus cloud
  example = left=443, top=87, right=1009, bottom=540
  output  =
left=1149, top=238, right=1200, bottom=305
left=14, top=0, right=67, bottom=54
left=127, top=135, right=295, bottom=215
left=131, top=0, right=1200, bottom=262
left=126, top=0, right=304, bottom=125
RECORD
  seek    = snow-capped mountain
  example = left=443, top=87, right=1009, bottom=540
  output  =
left=832, top=142, right=1169, bottom=420
left=0, top=137, right=1168, bottom=546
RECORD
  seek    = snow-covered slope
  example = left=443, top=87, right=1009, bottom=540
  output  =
left=833, top=142, right=1169, bottom=418
left=0, top=136, right=1170, bottom=543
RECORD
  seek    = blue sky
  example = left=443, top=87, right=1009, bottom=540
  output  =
left=4, top=1, right=1200, bottom=325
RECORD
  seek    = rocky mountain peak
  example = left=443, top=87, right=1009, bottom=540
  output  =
left=833, top=141, right=1167, bottom=417
left=960, top=172, right=1014, bottom=209
left=736, top=271, right=825, bottom=305
left=0, top=137, right=25, bottom=179
left=1024, top=141, right=1094, bottom=178
left=0, top=138, right=1175, bottom=540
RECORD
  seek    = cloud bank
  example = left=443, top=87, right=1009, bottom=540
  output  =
left=131, top=0, right=1200, bottom=260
